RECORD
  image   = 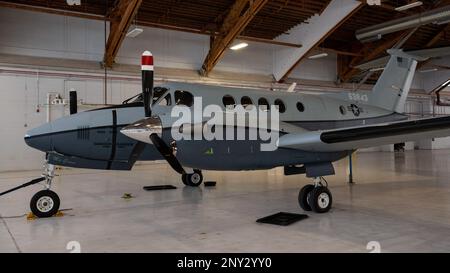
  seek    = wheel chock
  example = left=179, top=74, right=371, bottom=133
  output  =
left=26, top=210, right=65, bottom=220
left=54, top=211, right=65, bottom=217
left=26, top=212, right=36, bottom=221
left=121, top=193, right=134, bottom=199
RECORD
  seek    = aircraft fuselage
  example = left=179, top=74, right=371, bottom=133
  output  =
left=24, top=82, right=406, bottom=171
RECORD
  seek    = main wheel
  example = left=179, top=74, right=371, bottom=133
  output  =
left=182, top=170, right=203, bottom=187
left=308, top=186, right=332, bottom=213
left=30, top=190, right=60, bottom=218
left=298, top=184, right=314, bottom=211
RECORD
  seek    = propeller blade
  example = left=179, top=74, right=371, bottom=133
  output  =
left=127, top=141, right=147, bottom=168
left=142, top=51, right=154, bottom=117
left=124, top=51, right=185, bottom=175
left=149, top=134, right=185, bottom=174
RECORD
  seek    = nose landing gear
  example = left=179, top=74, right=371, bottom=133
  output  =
left=29, top=161, right=60, bottom=218
left=298, top=177, right=332, bottom=213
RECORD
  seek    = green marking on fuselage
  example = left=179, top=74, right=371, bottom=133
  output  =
left=204, top=147, right=214, bottom=155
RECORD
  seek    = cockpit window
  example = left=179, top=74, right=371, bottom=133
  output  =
left=122, top=87, right=169, bottom=105
left=157, top=93, right=172, bottom=106
left=153, top=87, right=169, bottom=104
left=174, top=90, right=194, bottom=107
left=122, top=93, right=142, bottom=104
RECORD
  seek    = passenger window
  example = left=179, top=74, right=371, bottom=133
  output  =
left=258, top=98, right=269, bottom=111
left=241, top=96, right=254, bottom=110
left=223, top=95, right=236, bottom=110
left=296, top=102, right=305, bottom=112
left=274, top=99, right=286, bottom=113
left=174, top=90, right=194, bottom=107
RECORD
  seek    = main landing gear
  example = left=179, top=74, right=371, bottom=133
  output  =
left=30, top=161, right=60, bottom=218
left=181, top=169, right=203, bottom=187
left=298, top=177, right=332, bottom=213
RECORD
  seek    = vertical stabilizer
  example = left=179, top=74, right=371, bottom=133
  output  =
left=368, top=49, right=426, bottom=113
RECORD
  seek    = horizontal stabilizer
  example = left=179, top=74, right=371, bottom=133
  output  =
left=277, top=116, right=450, bottom=152
left=356, top=46, right=450, bottom=70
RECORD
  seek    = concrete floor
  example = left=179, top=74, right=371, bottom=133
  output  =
left=1, top=149, right=450, bottom=253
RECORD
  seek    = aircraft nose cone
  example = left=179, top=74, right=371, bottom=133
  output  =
left=120, top=116, right=162, bottom=144
left=24, top=123, right=52, bottom=152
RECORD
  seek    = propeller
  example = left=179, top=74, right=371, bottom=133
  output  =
left=142, top=51, right=154, bottom=117
left=121, top=51, right=185, bottom=175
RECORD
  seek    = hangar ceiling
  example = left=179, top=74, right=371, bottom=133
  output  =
left=0, top=0, right=331, bottom=40
left=0, top=0, right=449, bottom=84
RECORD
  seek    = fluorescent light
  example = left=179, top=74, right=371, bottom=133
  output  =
left=434, top=19, right=450, bottom=25
left=370, top=67, right=385, bottom=72
left=230, top=42, right=248, bottom=50
left=308, top=52, right=328, bottom=59
left=126, top=27, right=143, bottom=38
left=419, top=68, right=438, bottom=73
left=360, top=34, right=382, bottom=43
left=395, top=1, right=423, bottom=11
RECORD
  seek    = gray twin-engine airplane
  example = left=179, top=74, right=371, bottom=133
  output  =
left=22, top=49, right=450, bottom=218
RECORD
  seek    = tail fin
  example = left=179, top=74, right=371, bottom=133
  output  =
left=369, top=49, right=426, bottom=113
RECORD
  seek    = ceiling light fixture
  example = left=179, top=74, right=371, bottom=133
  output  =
left=126, top=27, right=143, bottom=38
left=395, top=1, right=423, bottom=11
left=308, top=52, right=328, bottom=59
left=369, top=67, right=385, bottom=72
left=230, top=42, right=248, bottom=50
left=419, top=68, right=438, bottom=73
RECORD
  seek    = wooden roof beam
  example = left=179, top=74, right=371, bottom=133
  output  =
left=200, top=0, right=269, bottom=76
left=417, top=24, right=450, bottom=70
left=273, top=0, right=363, bottom=82
left=339, top=30, right=412, bottom=82
left=0, top=1, right=106, bottom=21
left=103, top=0, right=143, bottom=68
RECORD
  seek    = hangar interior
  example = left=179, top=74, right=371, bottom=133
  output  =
left=0, top=0, right=450, bottom=252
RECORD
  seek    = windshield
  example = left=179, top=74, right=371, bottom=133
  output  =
left=122, top=87, right=169, bottom=105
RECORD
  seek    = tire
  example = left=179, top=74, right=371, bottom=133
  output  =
left=298, top=184, right=314, bottom=211
left=308, top=186, right=332, bottom=213
left=183, top=170, right=203, bottom=187
left=181, top=174, right=188, bottom=185
left=30, top=190, right=60, bottom=218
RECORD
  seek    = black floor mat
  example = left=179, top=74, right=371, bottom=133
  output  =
left=204, top=181, right=216, bottom=187
left=256, top=212, right=308, bottom=226
left=143, top=185, right=177, bottom=191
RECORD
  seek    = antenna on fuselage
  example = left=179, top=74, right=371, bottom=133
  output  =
left=142, top=51, right=154, bottom=117
left=287, top=82, right=297, bottom=93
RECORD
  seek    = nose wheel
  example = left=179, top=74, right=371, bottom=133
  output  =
left=182, top=169, right=203, bottom=187
left=298, top=177, right=332, bottom=213
left=30, top=190, right=60, bottom=218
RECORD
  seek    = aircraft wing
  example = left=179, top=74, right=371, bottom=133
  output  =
left=277, top=116, right=450, bottom=152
